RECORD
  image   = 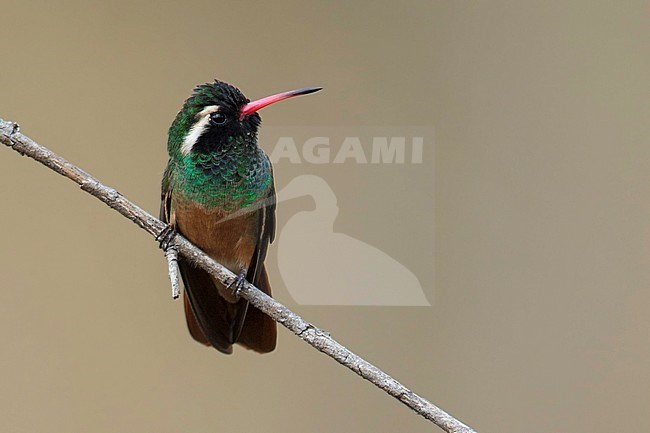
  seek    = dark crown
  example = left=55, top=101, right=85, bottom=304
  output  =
left=188, top=80, right=249, bottom=113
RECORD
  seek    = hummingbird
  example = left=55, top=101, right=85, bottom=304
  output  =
left=161, top=80, right=321, bottom=354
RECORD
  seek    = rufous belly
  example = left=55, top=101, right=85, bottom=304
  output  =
left=172, top=199, right=259, bottom=303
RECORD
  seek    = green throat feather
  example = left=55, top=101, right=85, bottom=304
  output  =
left=167, top=136, right=272, bottom=211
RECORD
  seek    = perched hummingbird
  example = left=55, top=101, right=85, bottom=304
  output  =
left=161, top=80, right=321, bottom=354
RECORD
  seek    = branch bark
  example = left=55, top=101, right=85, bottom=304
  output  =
left=0, top=118, right=477, bottom=433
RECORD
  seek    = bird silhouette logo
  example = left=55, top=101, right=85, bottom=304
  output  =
left=275, top=175, right=430, bottom=306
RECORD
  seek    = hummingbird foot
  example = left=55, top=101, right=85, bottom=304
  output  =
left=226, top=269, right=248, bottom=299
left=156, top=224, right=177, bottom=250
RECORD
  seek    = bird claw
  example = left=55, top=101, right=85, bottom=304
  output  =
left=226, top=270, right=247, bottom=298
left=156, top=224, right=177, bottom=250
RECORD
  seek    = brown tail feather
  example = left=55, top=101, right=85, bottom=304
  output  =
left=183, top=293, right=211, bottom=346
left=178, top=259, right=243, bottom=354
left=237, top=265, right=277, bottom=353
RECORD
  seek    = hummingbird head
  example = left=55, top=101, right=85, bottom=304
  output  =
left=168, top=80, right=321, bottom=158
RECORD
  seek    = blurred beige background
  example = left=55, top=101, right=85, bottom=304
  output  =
left=1, top=1, right=649, bottom=432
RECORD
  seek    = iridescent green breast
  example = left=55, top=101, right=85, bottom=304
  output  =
left=171, top=143, right=272, bottom=212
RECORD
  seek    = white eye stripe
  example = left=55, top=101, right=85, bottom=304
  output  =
left=196, top=105, right=221, bottom=118
left=180, top=105, right=220, bottom=155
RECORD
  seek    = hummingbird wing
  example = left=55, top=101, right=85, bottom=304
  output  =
left=247, top=171, right=277, bottom=285
left=236, top=175, right=277, bottom=353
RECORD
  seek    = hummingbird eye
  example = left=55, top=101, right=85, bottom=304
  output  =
left=209, top=112, right=227, bottom=126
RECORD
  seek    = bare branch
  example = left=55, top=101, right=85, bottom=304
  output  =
left=0, top=118, right=477, bottom=433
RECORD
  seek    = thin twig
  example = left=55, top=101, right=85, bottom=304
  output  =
left=165, top=247, right=181, bottom=299
left=0, top=118, right=477, bottom=433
